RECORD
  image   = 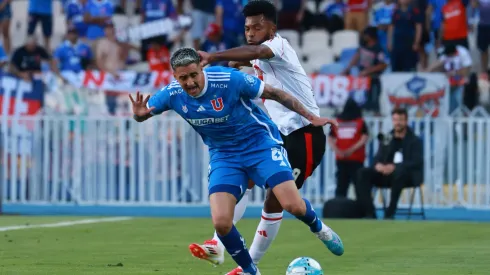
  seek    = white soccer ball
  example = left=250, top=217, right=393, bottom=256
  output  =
left=286, top=257, right=324, bottom=275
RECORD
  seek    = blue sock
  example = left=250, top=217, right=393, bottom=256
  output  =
left=217, top=225, right=258, bottom=274
left=295, top=198, right=322, bottom=233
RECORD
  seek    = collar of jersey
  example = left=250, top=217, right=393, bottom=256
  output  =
left=187, top=70, right=209, bottom=99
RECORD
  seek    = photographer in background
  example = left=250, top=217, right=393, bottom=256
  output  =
left=355, top=108, right=423, bottom=219
left=328, top=98, right=369, bottom=198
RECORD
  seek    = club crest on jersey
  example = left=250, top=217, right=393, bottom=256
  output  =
left=210, top=97, right=224, bottom=111
left=182, top=105, right=188, bottom=113
left=245, top=74, right=257, bottom=86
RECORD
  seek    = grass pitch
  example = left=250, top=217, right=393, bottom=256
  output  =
left=0, top=216, right=489, bottom=275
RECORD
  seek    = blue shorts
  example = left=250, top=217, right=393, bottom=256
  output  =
left=28, top=13, right=53, bottom=37
left=208, top=146, right=294, bottom=201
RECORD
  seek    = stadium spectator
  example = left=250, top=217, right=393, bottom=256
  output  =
left=342, top=27, right=387, bottom=111
left=472, top=0, right=490, bottom=76
left=345, top=0, right=370, bottom=32
left=440, top=0, right=469, bottom=49
left=388, top=0, right=422, bottom=72
left=147, top=31, right=186, bottom=71
left=215, top=0, right=246, bottom=45
left=10, top=36, right=66, bottom=83
left=355, top=108, right=423, bottom=219
left=277, top=0, right=307, bottom=30
left=95, top=22, right=138, bottom=77
left=140, top=0, right=176, bottom=61
left=412, top=0, right=430, bottom=70
left=322, top=0, right=346, bottom=34
left=0, top=0, right=11, bottom=54
left=428, top=44, right=472, bottom=113
left=200, top=23, right=237, bottom=67
left=84, top=0, right=114, bottom=42
left=328, top=98, right=368, bottom=198
left=176, top=0, right=216, bottom=50
left=27, top=0, right=53, bottom=52
left=371, top=0, right=395, bottom=54
left=426, top=0, right=446, bottom=50
left=54, top=26, right=93, bottom=73
left=65, top=0, right=88, bottom=39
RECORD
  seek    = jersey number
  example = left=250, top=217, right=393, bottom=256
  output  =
left=210, top=98, right=224, bottom=111
left=271, top=148, right=290, bottom=167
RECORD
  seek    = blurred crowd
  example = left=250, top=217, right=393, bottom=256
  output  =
left=0, top=0, right=487, bottom=113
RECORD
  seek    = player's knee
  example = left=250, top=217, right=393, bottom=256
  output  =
left=281, top=200, right=306, bottom=216
left=212, top=214, right=233, bottom=236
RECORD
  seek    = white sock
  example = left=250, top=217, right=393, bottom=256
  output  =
left=212, top=189, right=252, bottom=251
left=249, top=210, right=283, bottom=264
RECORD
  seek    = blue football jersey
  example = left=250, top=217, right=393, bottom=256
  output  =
left=147, top=66, right=283, bottom=153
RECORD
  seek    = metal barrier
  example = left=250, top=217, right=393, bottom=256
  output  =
left=2, top=113, right=490, bottom=209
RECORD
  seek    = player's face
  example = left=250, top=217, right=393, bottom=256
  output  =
left=392, top=113, right=408, bottom=133
left=245, top=15, right=275, bottom=45
left=173, top=63, right=205, bottom=97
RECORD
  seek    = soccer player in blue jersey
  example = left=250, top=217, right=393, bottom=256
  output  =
left=130, top=48, right=344, bottom=275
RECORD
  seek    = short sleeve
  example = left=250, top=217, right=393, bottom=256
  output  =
left=53, top=46, right=63, bottom=61
left=413, top=8, right=423, bottom=24
left=233, top=70, right=265, bottom=99
left=216, top=0, right=223, bottom=8
left=146, top=87, right=172, bottom=115
left=261, top=36, right=284, bottom=60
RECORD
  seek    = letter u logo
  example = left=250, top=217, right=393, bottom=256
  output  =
left=210, top=98, right=224, bottom=111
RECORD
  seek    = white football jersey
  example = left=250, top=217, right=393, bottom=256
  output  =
left=439, top=45, right=472, bottom=72
left=251, top=34, right=320, bottom=136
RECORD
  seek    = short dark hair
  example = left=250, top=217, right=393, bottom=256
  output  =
left=363, top=26, right=378, bottom=41
left=391, top=108, right=408, bottom=118
left=443, top=44, right=457, bottom=55
left=170, top=47, right=200, bottom=70
left=243, top=0, right=277, bottom=25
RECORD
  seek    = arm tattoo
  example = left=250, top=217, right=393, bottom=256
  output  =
left=261, top=85, right=316, bottom=121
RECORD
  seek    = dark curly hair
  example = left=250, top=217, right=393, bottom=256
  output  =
left=243, top=0, right=277, bottom=25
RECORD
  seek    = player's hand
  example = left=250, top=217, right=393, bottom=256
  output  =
left=129, top=91, right=155, bottom=117
left=310, top=117, right=338, bottom=128
left=229, top=61, right=241, bottom=69
left=198, top=50, right=211, bottom=67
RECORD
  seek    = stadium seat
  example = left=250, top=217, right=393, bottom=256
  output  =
left=339, top=47, right=358, bottom=65
left=303, top=48, right=334, bottom=73
left=319, top=62, right=345, bottom=75
left=332, top=30, right=359, bottom=57
left=378, top=185, right=426, bottom=220
left=302, top=29, right=329, bottom=50
left=278, top=29, right=300, bottom=49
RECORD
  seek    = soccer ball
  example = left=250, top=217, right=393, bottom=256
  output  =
left=286, top=257, right=324, bottom=275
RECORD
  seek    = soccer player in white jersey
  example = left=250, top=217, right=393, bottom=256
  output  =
left=189, top=1, right=343, bottom=273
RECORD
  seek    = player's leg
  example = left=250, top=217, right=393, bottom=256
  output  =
left=208, top=189, right=260, bottom=274
left=248, top=126, right=327, bottom=264
left=211, top=180, right=254, bottom=251
left=271, top=178, right=344, bottom=256
left=252, top=146, right=343, bottom=255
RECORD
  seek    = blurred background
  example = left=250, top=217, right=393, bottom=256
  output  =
left=1, top=0, right=490, bottom=220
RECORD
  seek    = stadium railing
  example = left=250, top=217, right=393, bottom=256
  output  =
left=2, top=112, right=490, bottom=210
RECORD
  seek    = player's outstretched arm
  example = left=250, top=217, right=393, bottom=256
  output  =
left=261, top=84, right=338, bottom=127
left=129, top=92, right=155, bottom=123
left=199, top=45, right=274, bottom=66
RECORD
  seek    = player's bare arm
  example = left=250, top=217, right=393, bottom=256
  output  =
left=129, top=91, right=154, bottom=122
left=261, top=84, right=338, bottom=127
left=199, top=45, right=274, bottom=67
left=229, top=60, right=253, bottom=69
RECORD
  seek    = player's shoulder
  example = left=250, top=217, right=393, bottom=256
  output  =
left=156, top=80, right=184, bottom=98
left=205, top=66, right=242, bottom=81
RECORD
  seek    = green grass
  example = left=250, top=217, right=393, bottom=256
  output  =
left=0, top=217, right=489, bottom=275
